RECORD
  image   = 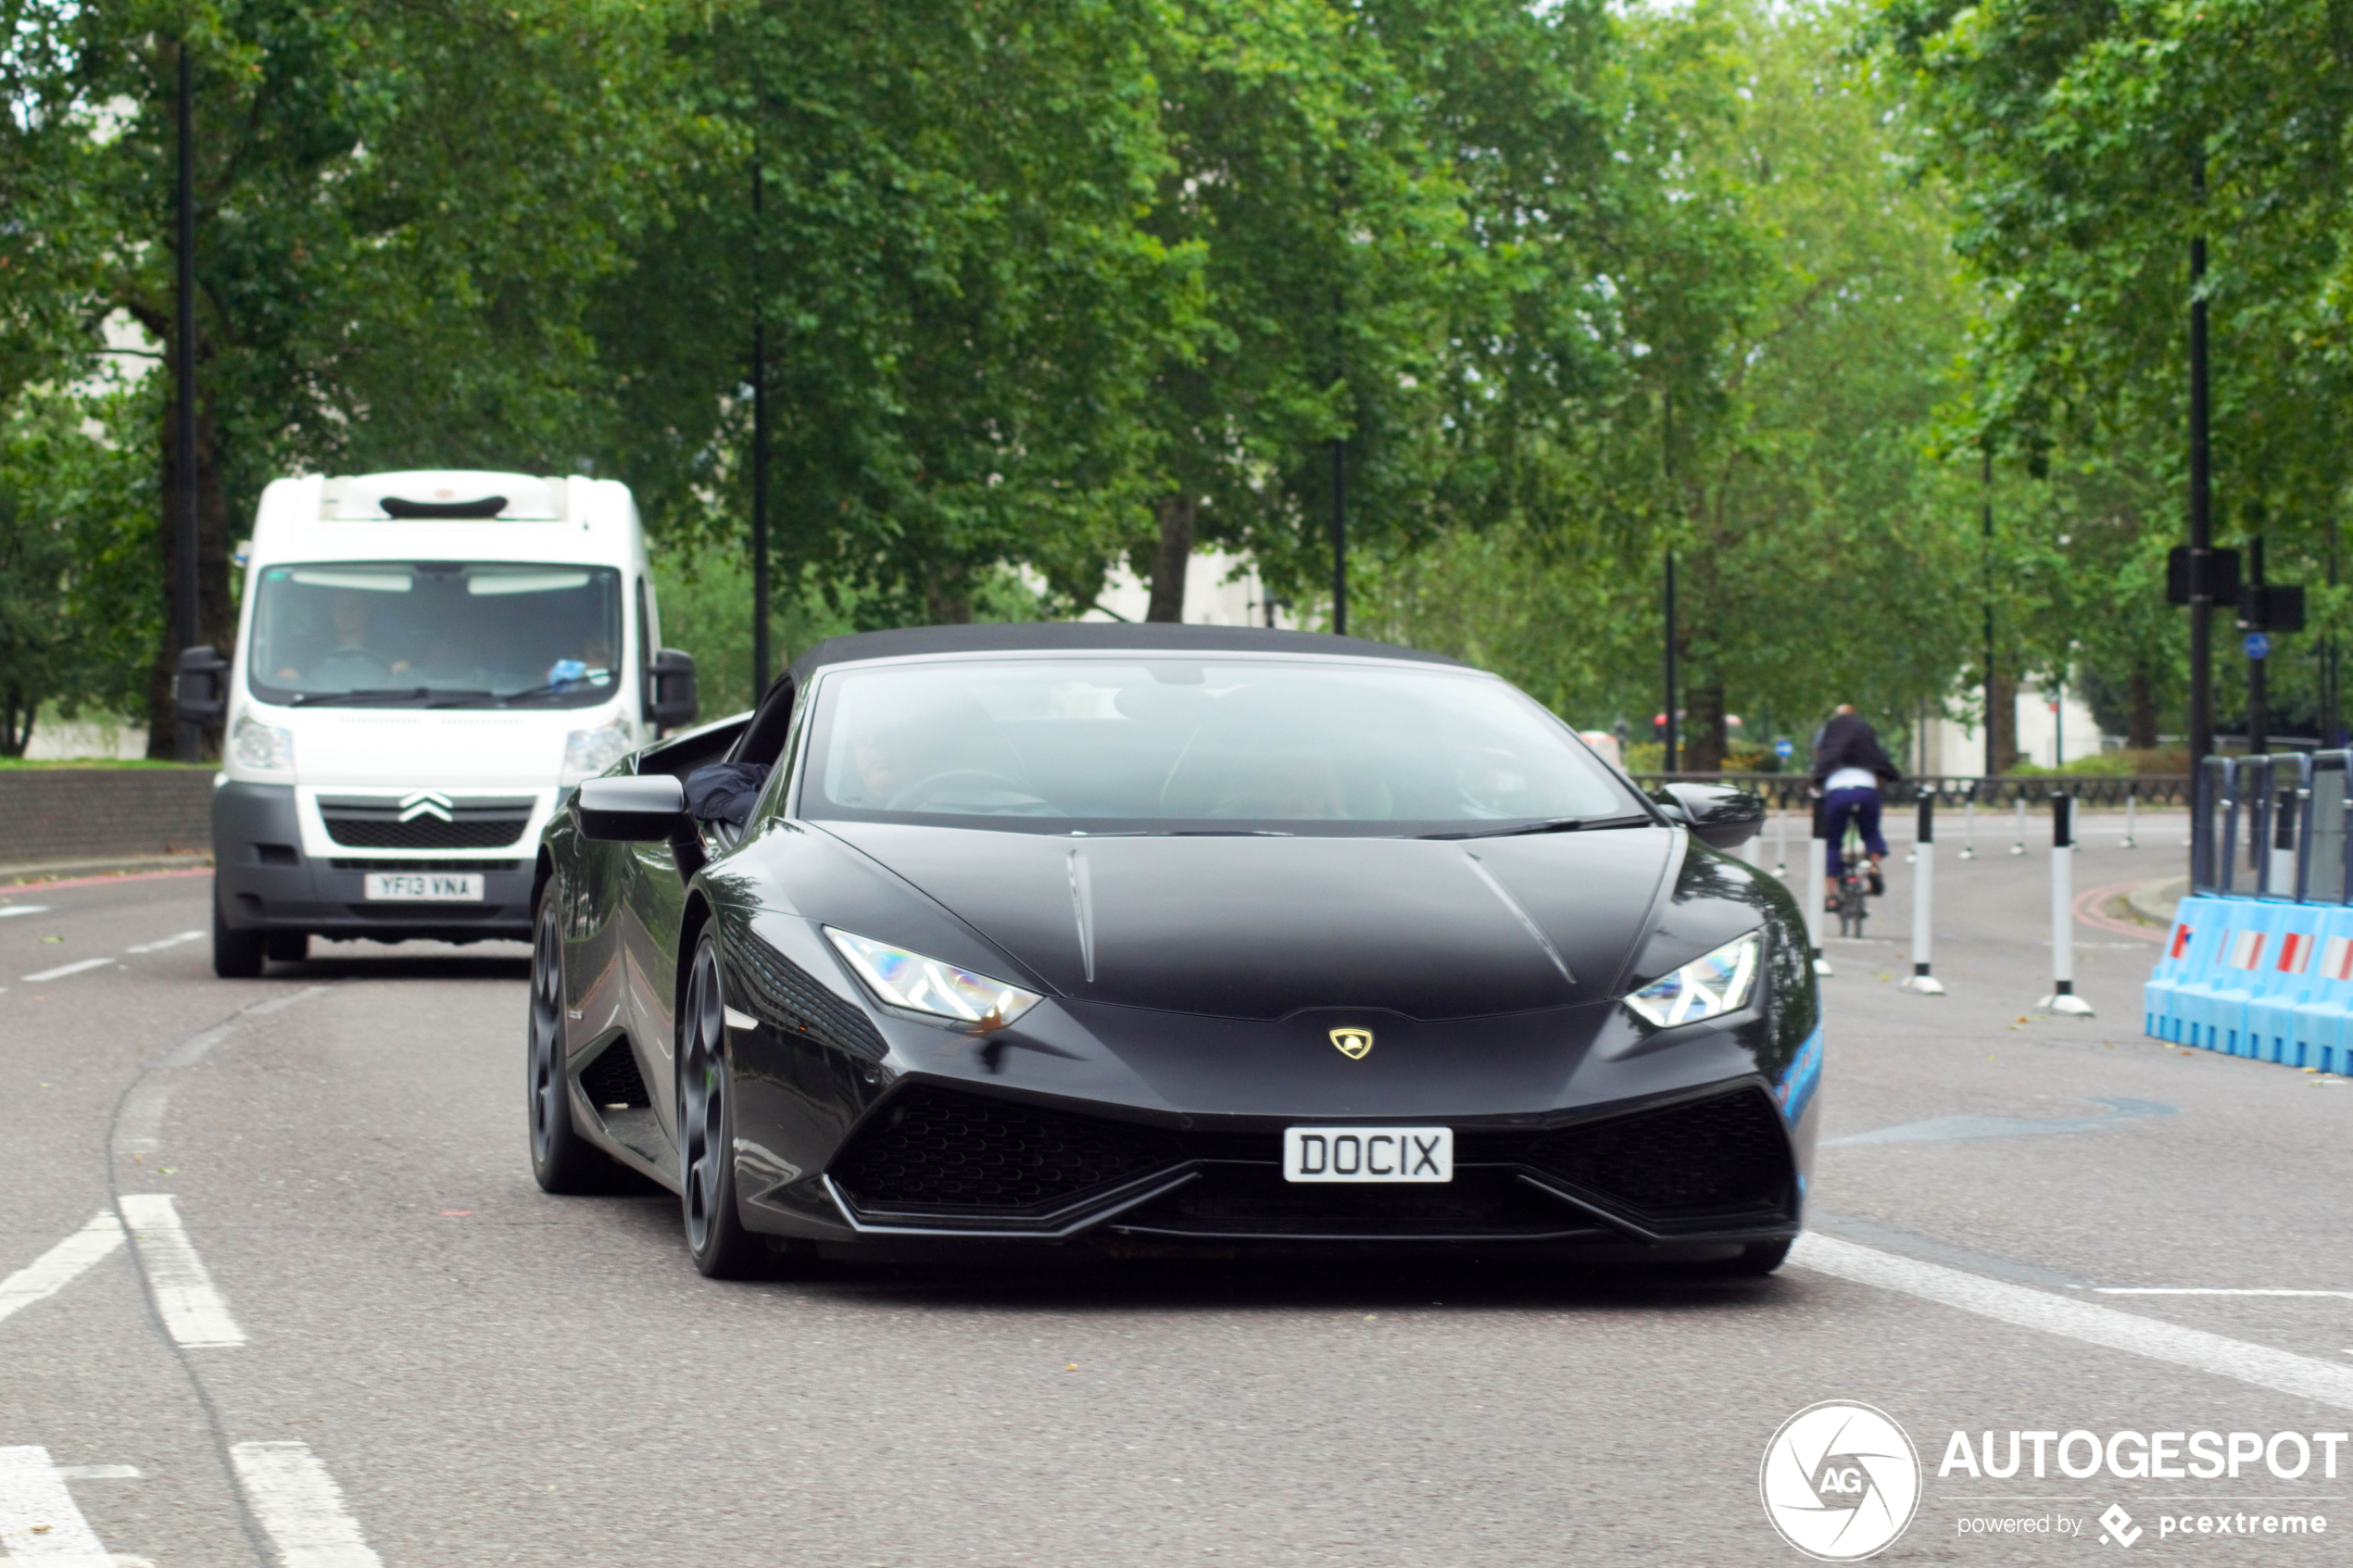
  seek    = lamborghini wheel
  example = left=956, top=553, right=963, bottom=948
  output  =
left=528, top=883, right=605, bottom=1194
left=679, top=930, right=764, bottom=1278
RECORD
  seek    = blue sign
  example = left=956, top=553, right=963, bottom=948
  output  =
left=1774, top=738, right=1794, bottom=760
left=2245, top=632, right=2271, bottom=660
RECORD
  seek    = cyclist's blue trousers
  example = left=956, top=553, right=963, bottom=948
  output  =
left=1823, top=786, right=1887, bottom=876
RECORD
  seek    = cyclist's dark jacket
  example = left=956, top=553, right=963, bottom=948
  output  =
left=1809, top=714, right=1900, bottom=787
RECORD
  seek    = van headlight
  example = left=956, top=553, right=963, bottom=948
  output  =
left=824, top=927, right=1041, bottom=1030
left=560, top=718, right=634, bottom=784
left=231, top=714, right=295, bottom=772
left=1624, top=931, right=1762, bottom=1029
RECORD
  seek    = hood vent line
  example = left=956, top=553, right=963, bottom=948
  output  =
left=1462, top=849, right=1577, bottom=986
left=1067, top=845, right=1097, bottom=983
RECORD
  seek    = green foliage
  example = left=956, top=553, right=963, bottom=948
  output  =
left=0, top=383, right=159, bottom=754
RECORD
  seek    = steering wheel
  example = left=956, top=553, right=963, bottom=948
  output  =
left=312, top=645, right=392, bottom=680
left=886, top=769, right=1052, bottom=813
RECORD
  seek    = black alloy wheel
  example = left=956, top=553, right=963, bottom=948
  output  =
left=212, top=897, right=265, bottom=979
left=528, top=883, right=605, bottom=1193
left=678, top=930, right=765, bottom=1277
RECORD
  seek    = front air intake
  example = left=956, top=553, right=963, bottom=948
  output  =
left=831, top=1086, right=1183, bottom=1215
left=1524, top=1087, right=1793, bottom=1220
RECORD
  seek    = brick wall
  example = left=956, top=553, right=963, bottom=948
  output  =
left=0, top=769, right=217, bottom=866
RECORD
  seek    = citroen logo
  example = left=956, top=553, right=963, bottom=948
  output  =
left=397, top=790, right=454, bottom=823
left=1329, top=1027, right=1374, bottom=1060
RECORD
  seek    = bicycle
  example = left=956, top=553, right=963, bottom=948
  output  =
left=1832, top=820, right=1871, bottom=937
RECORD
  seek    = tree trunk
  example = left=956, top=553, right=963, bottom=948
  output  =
left=2, top=683, right=32, bottom=758
left=145, top=393, right=233, bottom=758
left=923, top=571, right=973, bottom=625
left=1989, top=671, right=2020, bottom=772
left=2127, top=665, right=2159, bottom=751
left=1685, top=682, right=1729, bottom=772
left=1145, top=494, right=1196, bottom=623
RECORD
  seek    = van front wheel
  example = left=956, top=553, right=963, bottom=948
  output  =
left=212, top=898, right=265, bottom=979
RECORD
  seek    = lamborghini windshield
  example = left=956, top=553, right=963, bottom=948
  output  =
left=246, top=561, right=623, bottom=708
left=799, top=657, right=1642, bottom=835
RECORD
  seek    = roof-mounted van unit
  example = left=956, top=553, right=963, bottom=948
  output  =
left=317, top=470, right=566, bottom=521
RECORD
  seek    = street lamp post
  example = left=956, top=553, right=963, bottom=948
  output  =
left=172, top=39, right=199, bottom=762
left=1663, top=550, right=1679, bottom=773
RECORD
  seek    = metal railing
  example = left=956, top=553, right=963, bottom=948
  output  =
left=1633, top=772, right=2194, bottom=810
left=2186, top=750, right=2353, bottom=903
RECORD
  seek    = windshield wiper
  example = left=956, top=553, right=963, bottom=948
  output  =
left=287, top=687, right=432, bottom=707
left=1422, top=813, right=1653, bottom=841
left=497, top=681, right=604, bottom=707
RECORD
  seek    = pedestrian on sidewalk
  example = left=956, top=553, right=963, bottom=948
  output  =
left=1811, top=704, right=1900, bottom=909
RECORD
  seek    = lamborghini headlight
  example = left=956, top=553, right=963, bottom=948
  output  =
left=1624, top=931, right=1761, bottom=1029
left=824, top=927, right=1042, bottom=1029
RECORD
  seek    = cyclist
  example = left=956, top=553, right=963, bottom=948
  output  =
left=1809, top=704, right=1900, bottom=911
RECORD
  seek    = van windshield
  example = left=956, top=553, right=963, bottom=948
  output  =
left=246, top=561, right=624, bottom=708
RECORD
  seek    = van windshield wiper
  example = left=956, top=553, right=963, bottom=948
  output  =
left=286, top=687, right=496, bottom=708
left=287, top=687, right=432, bottom=707
left=1421, top=813, right=1653, bottom=840
left=496, top=681, right=598, bottom=707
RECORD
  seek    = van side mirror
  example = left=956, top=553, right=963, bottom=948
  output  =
left=1654, top=782, right=1767, bottom=850
left=646, top=648, right=698, bottom=731
left=573, top=774, right=688, bottom=841
left=173, top=645, right=230, bottom=726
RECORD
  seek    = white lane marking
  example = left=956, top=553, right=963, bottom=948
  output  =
left=2095, top=1287, right=2353, bottom=1299
left=117, top=1194, right=244, bottom=1348
left=1793, top=1234, right=2353, bottom=1411
left=0, top=906, right=50, bottom=918
left=0, top=1212, right=126, bottom=1329
left=0, top=1444, right=114, bottom=1564
left=245, top=985, right=329, bottom=1017
left=54, top=1467, right=139, bottom=1481
left=157, top=1026, right=233, bottom=1070
left=21, top=958, right=114, bottom=983
left=116, top=1085, right=171, bottom=1154
left=231, top=1442, right=384, bottom=1567
left=124, top=930, right=203, bottom=955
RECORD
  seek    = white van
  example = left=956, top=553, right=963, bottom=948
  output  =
left=174, top=470, right=697, bottom=976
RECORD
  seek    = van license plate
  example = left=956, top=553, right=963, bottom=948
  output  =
left=363, top=872, right=484, bottom=902
left=1282, top=1126, right=1452, bottom=1183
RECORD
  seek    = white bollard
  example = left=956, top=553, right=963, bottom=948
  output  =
left=2041, top=792, right=2094, bottom=1015
left=1957, top=796, right=1977, bottom=860
left=1902, top=795, right=1944, bottom=994
left=2009, top=795, right=2028, bottom=855
left=1805, top=797, right=1832, bottom=976
left=1774, top=806, right=1789, bottom=878
left=2121, top=785, right=2137, bottom=849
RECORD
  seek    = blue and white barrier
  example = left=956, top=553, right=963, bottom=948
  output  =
left=2145, top=751, right=2353, bottom=1073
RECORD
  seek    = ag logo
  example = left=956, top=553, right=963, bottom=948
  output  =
left=1759, top=1401, right=1920, bottom=1561
left=1328, top=1027, right=1374, bottom=1060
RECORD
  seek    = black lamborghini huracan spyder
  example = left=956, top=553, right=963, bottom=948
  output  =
left=527, top=623, right=1821, bottom=1277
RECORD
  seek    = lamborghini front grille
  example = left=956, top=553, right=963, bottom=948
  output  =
left=1524, top=1086, right=1792, bottom=1218
left=832, top=1086, right=1183, bottom=1214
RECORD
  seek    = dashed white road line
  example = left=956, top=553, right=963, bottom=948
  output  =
left=117, top=1194, right=244, bottom=1348
left=245, top=985, right=330, bottom=1017
left=0, top=1212, right=126, bottom=1329
left=1794, top=1234, right=2353, bottom=1412
left=157, top=1026, right=233, bottom=1070
left=20, top=957, right=115, bottom=984
left=2095, top=1286, right=2353, bottom=1298
left=0, top=906, right=50, bottom=918
left=232, top=1442, right=384, bottom=1568
left=123, top=930, right=203, bottom=955
left=0, top=1444, right=113, bottom=1564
